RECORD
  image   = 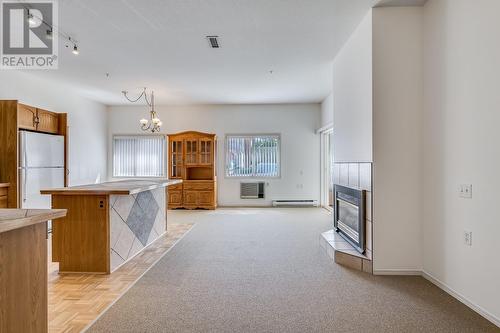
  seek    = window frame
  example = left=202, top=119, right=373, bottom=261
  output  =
left=224, top=133, right=282, bottom=179
left=112, top=134, right=167, bottom=178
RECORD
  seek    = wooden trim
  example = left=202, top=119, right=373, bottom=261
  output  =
left=58, top=113, right=69, bottom=186
left=0, top=101, right=19, bottom=208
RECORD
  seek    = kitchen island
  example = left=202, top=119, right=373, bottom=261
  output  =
left=41, top=179, right=181, bottom=274
left=0, top=209, right=67, bottom=333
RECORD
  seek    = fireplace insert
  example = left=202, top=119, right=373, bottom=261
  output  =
left=334, top=185, right=365, bottom=254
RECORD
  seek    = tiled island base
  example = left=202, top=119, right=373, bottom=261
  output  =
left=320, top=230, right=373, bottom=274
left=110, top=187, right=167, bottom=271
left=45, top=179, right=182, bottom=274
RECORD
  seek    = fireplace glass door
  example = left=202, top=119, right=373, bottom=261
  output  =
left=337, top=199, right=360, bottom=242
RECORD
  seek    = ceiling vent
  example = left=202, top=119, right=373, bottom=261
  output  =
left=206, top=36, right=220, bottom=48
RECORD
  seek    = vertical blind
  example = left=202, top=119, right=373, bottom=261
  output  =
left=225, top=135, right=280, bottom=177
left=113, top=135, right=166, bottom=177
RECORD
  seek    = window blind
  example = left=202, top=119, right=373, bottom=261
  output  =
left=113, top=135, right=166, bottom=177
left=226, top=135, right=280, bottom=178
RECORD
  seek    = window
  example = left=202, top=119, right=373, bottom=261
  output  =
left=225, top=135, right=280, bottom=178
left=113, top=135, right=166, bottom=177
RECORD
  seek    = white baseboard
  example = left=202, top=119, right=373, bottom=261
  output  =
left=373, top=269, right=422, bottom=276
left=422, top=270, right=500, bottom=328
left=374, top=268, right=499, bottom=328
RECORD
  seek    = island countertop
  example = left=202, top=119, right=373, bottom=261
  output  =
left=0, top=209, right=67, bottom=233
left=40, top=179, right=182, bottom=196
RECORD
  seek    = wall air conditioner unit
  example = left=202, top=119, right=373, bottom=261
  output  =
left=240, top=182, right=265, bottom=199
left=272, top=200, right=319, bottom=207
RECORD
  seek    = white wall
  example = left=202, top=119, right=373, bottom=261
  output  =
left=320, top=92, right=333, bottom=128
left=332, top=11, right=373, bottom=163
left=107, top=104, right=321, bottom=206
left=0, top=71, right=107, bottom=186
left=423, top=0, right=500, bottom=324
left=372, top=7, right=423, bottom=273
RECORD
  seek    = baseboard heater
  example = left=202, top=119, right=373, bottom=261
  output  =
left=272, top=200, right=319, bottom=207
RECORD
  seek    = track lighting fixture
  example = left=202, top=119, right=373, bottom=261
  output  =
left=24, top=5, right=80, bottom=55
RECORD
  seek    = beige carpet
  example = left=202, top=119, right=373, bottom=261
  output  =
left=87, top=208, right=498, bottom=332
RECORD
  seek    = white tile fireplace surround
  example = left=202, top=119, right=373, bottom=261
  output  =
left=321, top=162, right=372, bottom=273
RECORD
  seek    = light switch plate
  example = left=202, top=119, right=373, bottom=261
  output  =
left=459, top=184, right=472, bottom=198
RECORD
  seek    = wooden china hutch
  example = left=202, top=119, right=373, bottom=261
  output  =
left=167, top=131, right=217, bottom=210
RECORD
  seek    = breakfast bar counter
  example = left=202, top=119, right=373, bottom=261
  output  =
left=42, top=179, right=182, bottom=274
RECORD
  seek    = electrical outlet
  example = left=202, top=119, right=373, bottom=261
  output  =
left=459, top=184, right=472, bottom=198
left=464, top=231, right=472, bottom=246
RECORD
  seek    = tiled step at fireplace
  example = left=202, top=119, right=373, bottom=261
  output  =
left=320, top=229, right=372, bottom=274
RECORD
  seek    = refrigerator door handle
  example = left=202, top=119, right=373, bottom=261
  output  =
left=22, top=168, right=27, bottom=203
left=24, top=138, right=28, bottom=169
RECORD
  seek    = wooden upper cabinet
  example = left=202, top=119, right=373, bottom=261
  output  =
left=36, top=109, right=59, bottom=134
left=17, top=104, right=37, bottom=130
left=185, top=139, right=198, bottom=165
left=199, top=139, right=213, bottom=165
left=17, top=104, right=60, bottom=134
left=169, top=140, right=183, bottom=179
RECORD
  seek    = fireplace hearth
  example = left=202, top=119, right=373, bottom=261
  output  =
left=334, top=185, right=365, bottom=254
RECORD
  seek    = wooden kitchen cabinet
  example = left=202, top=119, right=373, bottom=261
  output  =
left=183, top=190, right=198, bottom=206
left=36, top=108, right=59, bottom=134
left=0, top=184, right=9, bottom=208
left=0, top=209, right=67, bottom=333
left=0, top=100, right=68, bottom=208
left=167, top=183, right=183, bottom=208
left=198, top=191, right=214, bottom=206
left=17, top=103, right=38, bottom=130
left=167, top=131, right=217, bottom=209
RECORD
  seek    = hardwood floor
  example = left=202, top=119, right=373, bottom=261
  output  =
left=48, top=223, right=193, bottom=333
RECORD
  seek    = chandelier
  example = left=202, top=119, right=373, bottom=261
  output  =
left=122, top=88, right=162, bottom=133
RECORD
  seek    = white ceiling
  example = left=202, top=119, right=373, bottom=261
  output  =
left=29, top=0, right=383, bottom=105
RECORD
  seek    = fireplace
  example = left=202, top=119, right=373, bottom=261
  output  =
left=334, top=185, right=365, bottom=254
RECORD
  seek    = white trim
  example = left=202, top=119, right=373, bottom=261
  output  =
left=373, top=269, right=422, bottom=276
left=81, top=223, right=197, bottom=332
left=422, top=270, right=500, bottom=328
left=316, top=122, right=333, bottom=134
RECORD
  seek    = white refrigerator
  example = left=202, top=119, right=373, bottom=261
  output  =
left=19, top=131, right=65, bottom=231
